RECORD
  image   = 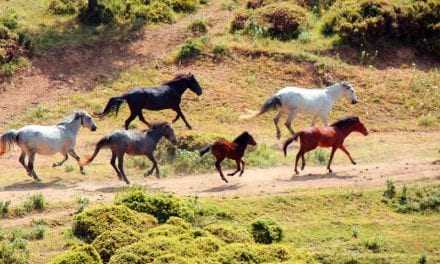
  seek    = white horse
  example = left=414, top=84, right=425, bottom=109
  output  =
left=256, top=82, right=358, bottom=139
left=0, top=111, right=97, bottom=181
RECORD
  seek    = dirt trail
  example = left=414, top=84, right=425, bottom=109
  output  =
left=0, top=2, right=231, bottom=125
left=0, top=159, right=438, bottom=205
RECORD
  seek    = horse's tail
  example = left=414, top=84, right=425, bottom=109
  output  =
left=257, top=95, right=282, bottom=116
left=283, top=132, right=301, bottom=157
left=93, top=96, right=126, bottom=118
left=80, top=136, right=111, bottom=166
left=199, top=145, right=212, bottom=156
left=0, top=130, right=19, bottom=156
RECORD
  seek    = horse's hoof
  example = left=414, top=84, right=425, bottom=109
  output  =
left=52, top=163, right=57, bottom=168
left=352, top=161, right=357, bottom=165
left=295, top=171, right=299, bottom=175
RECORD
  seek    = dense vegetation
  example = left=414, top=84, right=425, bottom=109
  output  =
left=50, top=188, right=316, bottom=263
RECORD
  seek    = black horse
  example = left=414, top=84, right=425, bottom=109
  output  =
left=95, top=73, right=203, bottom=129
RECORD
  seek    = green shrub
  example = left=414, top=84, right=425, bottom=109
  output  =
left=205, top=223, right=253, bottom=243
left=170, top=0, right=199, bottom=13
left=75, top=196, right=90, bottom=214
left=215, top=243, right=291, bottom=263
left=251, top=218, right=283, bottom=244
left=134, top=1, right=175, bottom=23
left=321, top=0, right=397, bottom=45
left=28, top=225, right=46, bottom=240
left=0, top=200, right=10, bottom=218
left=0, top=9, right=18, bottom=30
left=115, top=189, right=196, bottom=223
left=92, top=228, right=141, bottom=263
left=49, top=245, right=102, bottom=264
left=72, top=205, right=157, bottom=242
left=363, top=237, right=383, bottom=253
left=0, top=239, right=29, bottom=264
left=231, top=3, right=307, bottom=40
left=48, top=0, right=84, bottom=15
left=383, top=179, right=396, bottom=199
left=212, top=44, right=229, bottom=59
left=189, top=19, right=208, bottom=34
left=383, top=184, right=440, bottom=213
left=176, top=39, right=202, bottom=62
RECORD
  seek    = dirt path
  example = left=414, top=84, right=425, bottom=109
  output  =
left=0, top=159, right=438, bottom=205
left=0, top=2, right=232, bottom=125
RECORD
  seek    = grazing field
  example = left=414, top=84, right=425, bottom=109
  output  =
left=0, top=0, right=439, bottom=263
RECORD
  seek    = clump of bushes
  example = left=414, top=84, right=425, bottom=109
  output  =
left=188, top=19, right=208, bottom=34
left=0, top=200, right=10, bottom=218
left=0, top=9, right=31, bottom=77
left=48, top=0, right=84, bottom=15
left=205, top=223, right=253, bottom=243
left=115, top=188, right=197, bottom=223
left=251, top=218, right=284, bottom=244
left=382, top=183, right=440, bottom=213
left=77, top=0, right=200, bottom=25
left=322, top=0, right=440, bottom=55
left=175, top=39, right=203, bottom=63
left=92, top=228, right=141, bottom=263
left=231, top=2, right=307, bottom=40
left=49, top=244, right=102, bottom=264
left=0, top=234, right=29, bottom=264
left=72, top=205, right=157, bottom=242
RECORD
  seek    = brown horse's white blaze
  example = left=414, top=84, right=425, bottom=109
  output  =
left=200, top=132, right=257, bottom=183
left=283, top=116, right=368, bottom=174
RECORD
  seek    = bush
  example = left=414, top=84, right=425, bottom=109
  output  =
left=383, top=184, right=440, bottom=213
left=212, top=44, right=229, bottom=59
left=205, top=223, right=253, bottom=243
left=49, top=245, right=102, bottom=264
left=92, top=228, right=141, bottom=263
left=72, top=205, right=157, bottom=242
left=48, top=0, right=84, bottom=15
left=0, top=239, right=29, bottom=264
left=231, top=3, right=307, bottom=40
left=115, top=189, right=196, bottom=223
left=321, top=0, right=397, bottom=45
left=170, top=0, right=199, bottom=13
left=189, top=19, right=208, bottom=34
left=133, top=1, right=175, bottom=24
left=0, top=200, right=10, bottom=218
left=176, top=39, right=202, bottom=63
left=215, top=243, right=291, bottom=263
left=383, top=179, right=396, bottom=199
left=251, top=218, right=283, bottom=244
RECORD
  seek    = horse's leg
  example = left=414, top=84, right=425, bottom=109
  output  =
left=117, top=154, right=130, bottom=184
left=110, top=153, right=122, bottom=179
left=215, top=159, right=228, bottom=183
left=327, top=147, right=337, bottom=173
left=301, top=152, right=306, bottom=171
left=273, top=111, right=282, bottom=139
left=138, top=111, right=151, bottom=128
left=294, top=150, right=302, bottom=175
left=175, top=107, right=192, bottom=130
left=339, top=145, right=356, bottom=165
left=18, top=152, right=30, bottom=176
left=285, top=111, right=296, bottom=135
left=145, top=153, right=159, bottom=179
left=124, top=112, right=137, bottom=130
left=239, top=160, right=245, bottom=176
left=228, top=160, right=241, bottom=176
left=68, top=150, right=84, bottom=175
left=27, top=152, right=40, bottom=181
left=52, top=154, right=68, bottom=167
left=172, top=111, right=180, bottom=123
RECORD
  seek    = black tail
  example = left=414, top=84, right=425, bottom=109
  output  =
left=283, top=133, right=301, bottom=157
left=93, top=96, right=126, bottom=118
left=199, top=145, right=212, bottom=156
left=257, top=96, right=281, bottom=116
left=80, top=137, right=111, bottom=166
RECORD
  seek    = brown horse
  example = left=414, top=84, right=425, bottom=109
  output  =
left=200, top=132, right=257, bottom=183
left=283, top=116, right=368, bottom=174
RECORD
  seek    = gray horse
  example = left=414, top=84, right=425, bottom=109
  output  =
left=0, top=111, right=97, bottom=181
left=80, top=122, right=177, bottom=184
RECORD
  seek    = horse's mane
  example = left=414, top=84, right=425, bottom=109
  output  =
left=162, top=74, right=190, bottom=85
left=330, top=116, right=359, bottom=129
left=57, top=113, right=79, bottom=126
left=233, top=132, right=251, bottom=145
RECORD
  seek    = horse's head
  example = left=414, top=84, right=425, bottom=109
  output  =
left=185, top=73, right=202, bottom=96
left=75, top=111, right=97, bottom=131
left=240, top=131, right=257, bottom=146
left=151, top=122, right=177, bottom=145
left=339, top=81, right=358, bottom=105
left=353, top=119, right=369, bottom=136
